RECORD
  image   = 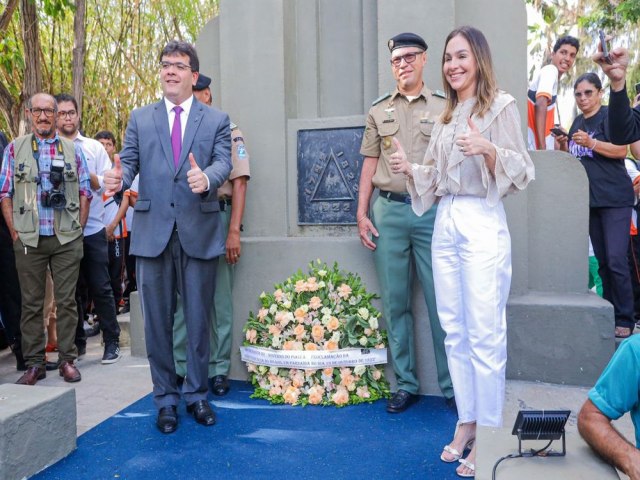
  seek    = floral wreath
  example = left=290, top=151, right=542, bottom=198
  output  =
left=242, top=260, right=391, bottom=406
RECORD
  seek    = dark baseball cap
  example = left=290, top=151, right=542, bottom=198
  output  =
left=193, top=73, right=212, bottom=91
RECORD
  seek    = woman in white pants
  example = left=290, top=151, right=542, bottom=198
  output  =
left=390, top=26, right=534, bottom=478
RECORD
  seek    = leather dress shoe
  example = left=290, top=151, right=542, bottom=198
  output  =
left=186, top=400, right=216, bottom=426
left=156, top=405, right=178, bottom=434
left=58, top=361, right=81, bottom=383
left=386, top=389, right=417, bottom=413
left=210, top=375, right=229, bottom=396
left=16, top=365, right=46, bottom=385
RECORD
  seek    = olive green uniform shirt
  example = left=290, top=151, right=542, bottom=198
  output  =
left=360, top=85, right=445, bottom=194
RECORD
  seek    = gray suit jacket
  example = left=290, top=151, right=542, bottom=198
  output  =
left=120, top=98, right=232, bottom=259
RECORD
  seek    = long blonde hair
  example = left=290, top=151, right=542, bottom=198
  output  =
left=440, top=26, right=497, bottom=124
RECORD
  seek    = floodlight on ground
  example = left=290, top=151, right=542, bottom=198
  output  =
left=511, top=409, right=571, bottom=456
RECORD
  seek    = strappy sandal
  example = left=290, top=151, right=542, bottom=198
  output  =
left=440, top=439, right=474, bottom=463
left=457, top=458, right=475, bottom=478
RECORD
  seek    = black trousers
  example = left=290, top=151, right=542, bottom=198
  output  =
left=75, top=229, right=121, bottom=346
left=590, top=207, right=635, bottom=329
left=0, top=219, right=21, bottom=345
left=107, top=237, right=125, bottom=311
left=122, top=234, right=137, bottom=298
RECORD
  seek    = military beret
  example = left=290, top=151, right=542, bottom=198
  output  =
left=193, top=73, right=212, bottom=91
left=388, top=32, right=428, bottom=52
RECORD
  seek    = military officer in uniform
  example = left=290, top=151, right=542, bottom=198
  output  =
left=357, top=32, right=454, bottom=413
left=173, top=74, right=251, bottom=396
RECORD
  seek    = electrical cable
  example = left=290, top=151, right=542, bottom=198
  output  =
left=492, top=439, right=554, bottom=480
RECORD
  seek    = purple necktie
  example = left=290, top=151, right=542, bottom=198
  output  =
left=171, top=105, right=183, bottom=168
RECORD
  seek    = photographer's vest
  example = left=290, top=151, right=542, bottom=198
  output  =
left=12, top=134, right=82, bottom=248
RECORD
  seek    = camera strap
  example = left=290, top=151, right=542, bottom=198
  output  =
left=30, top=134, right=64, bottom=175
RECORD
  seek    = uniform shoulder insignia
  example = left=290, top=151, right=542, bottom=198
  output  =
left=371, top=92, right=392, bottom=106
left=432, top=90, right=447, bottom=99
left=230, top=121, right=238, bottom=131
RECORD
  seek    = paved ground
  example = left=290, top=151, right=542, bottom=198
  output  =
left=0, top=323, right=634, bottom=478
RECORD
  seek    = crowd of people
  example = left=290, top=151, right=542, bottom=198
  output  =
left=0, top=24, right=639, bottom=480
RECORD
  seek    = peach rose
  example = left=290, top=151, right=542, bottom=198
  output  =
left=305, top=342, right=318, bottom=351
left=247, top=363, right=258, bottom=373
left=274, top=288, right=285, bottom=303
left=306, top=277, right=319, bottom=292
left=308, top=385, right=324, bottom=405
left=268, top=325, right=282, bottom=336
left=291, top=372, right=305, bottom=388
left=356, top=386, right=371, bottom=399
left=337, top=283, right=352, bottom=299
left=311, top=324, right=325, bottom=342
left=283, top=386, right=300, bottom=404
left=294, top=280, right=307, bottom=293
left=332, top=386, right=349, bottom=405
left=323, top=367, right=334, bottom=377
left=283, top=340, right=296, bottom=350
left=372, top=369, right=382, bottom=380
left=294, top=307, right=307, bottom=322
left=326, top=316, right=340, bottom=332
left=245, top=329, right=257, bottom=344
left=257, top=308, right=269, bottom=321
left=269, top=385, right=283, bottom=396
left=308, top=296, right=322, bottom=310
left=325, top=340, right=338, bottom=351
left=294, top=324, right=306, bottom=339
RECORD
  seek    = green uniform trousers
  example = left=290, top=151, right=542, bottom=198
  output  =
left=372, top=196, right=453, bottom=398
left=14, top=235, right=83, bottom=367
left=173, top=207, right=233, bottom=378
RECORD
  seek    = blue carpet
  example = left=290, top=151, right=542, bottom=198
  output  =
left=33, top=381, right=462, bottom=479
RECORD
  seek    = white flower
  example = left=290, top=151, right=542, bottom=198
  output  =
left=368, top=317, right=379, bottom=330
left=270, top=366, right=280, bottom=375
left=269, top=304, right=277, bottom=314
left=300, top=304, right=309, bottom=313
left=331, top=332, right=341, bottom=343
left=321, top=307, right=332, bottom=316
left=318, top=281, right=326, bottom=288
left=359, top=336, right=368, bottom=347
left=321, top=314, right=332, bottom=325
left=259, top=291, right=267, bottom=299
left=283, top=300, right=292, bottom=309
left=358, top=307, right=370, bottom=320
left=258, top=365, right=268, bottom=375
left=354, top=365, right=366, bottom=376
left=318, top=270, right=327, bottom=277
left=349, top=296, right=358, bottom=305
left=271, top=335, right=282, bottom=348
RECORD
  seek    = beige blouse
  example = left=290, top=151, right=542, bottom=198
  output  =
left=407, top=91, right=535, bottom=216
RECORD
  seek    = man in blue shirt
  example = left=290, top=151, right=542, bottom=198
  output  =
left=578, top=335, right=640, bottom=479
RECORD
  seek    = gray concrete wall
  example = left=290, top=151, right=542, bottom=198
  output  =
left=189, top=0, right=614, bottom=391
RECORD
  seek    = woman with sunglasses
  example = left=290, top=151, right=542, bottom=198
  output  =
left=390, top=26, right=534, bottom=477
left=558, top=72, right=636, bottom=338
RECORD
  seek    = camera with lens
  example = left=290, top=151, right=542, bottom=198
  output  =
left=42, top=156, right=67, bottom=210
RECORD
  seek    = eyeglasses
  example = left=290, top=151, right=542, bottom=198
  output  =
left=30, top=108, right=55, bottom=118
left=160, top=61, right=192, bottom=72
left=57, top=110, right=77, bottom=119
left=390, top=51, right=423, bottom=68
left=574, top=89, right=596, bottom=99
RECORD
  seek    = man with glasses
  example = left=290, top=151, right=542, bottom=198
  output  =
left=0, top=93, right=91, bottom=385
left=103, top=41, right=232, bottom=434
left=55, top=93, right=122, bottom=364
left=357, top=33, right=454, bottom=413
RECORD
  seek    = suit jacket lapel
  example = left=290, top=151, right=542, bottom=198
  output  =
left=179, top=101, right=203, bottom=170
left=153, top=101, right=174, bottom=171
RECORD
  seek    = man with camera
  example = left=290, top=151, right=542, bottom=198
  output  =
left=0, top=93, right=92, bottom=385
left=56, top=93, right=122, bottom=364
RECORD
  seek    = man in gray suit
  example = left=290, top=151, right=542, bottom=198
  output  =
left=104, top=40, right=232, bottom=434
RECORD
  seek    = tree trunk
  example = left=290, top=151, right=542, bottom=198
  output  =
left=72, top=0, right=86, bottom=117
left=20, top=0, right=42, bottom=135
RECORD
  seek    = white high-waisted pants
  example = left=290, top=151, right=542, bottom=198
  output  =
left=433, top=195, right=511, bottom=427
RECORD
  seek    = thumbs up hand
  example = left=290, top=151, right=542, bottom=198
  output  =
left=389, top=137, right=411, bottom=176
left=455, top=116, right=489, bottom=157
left=187, top=153, right=208, bottom=194
left=104, top=154, right=123, bottom=197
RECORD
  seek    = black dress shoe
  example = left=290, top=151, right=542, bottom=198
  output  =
left=210, top=375, right=229, bottom=396
left=186, top=400, right=216, bottom=426
left=156, top=405, right=178, bottom=434
left=386, top=389, right=417, bottom=413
